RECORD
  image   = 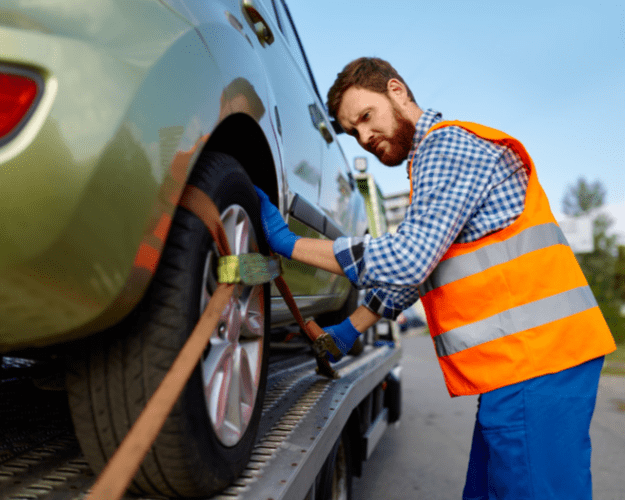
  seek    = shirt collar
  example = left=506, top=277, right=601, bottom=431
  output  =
left=409, top=109, right=443, bottom=158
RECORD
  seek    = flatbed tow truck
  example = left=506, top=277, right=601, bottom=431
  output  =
left=0, top=167, right=402, bottom=500
left=1, top=331, right=400, bottom=500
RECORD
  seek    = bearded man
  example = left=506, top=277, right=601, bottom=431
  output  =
left=254, top=57, right=615, bottom=499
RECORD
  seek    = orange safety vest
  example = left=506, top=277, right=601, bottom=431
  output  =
left=410, top=121, right=616, bottom=397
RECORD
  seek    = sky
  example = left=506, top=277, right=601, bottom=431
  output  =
left=287, top=0, right=625, bottom=243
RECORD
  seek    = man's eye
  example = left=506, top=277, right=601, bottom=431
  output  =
left=362, top=112, right=370, bottom=121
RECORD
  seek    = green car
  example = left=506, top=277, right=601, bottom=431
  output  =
left=0, top=0, right=368, bottom=496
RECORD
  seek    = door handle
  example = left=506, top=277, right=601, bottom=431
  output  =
left=243, top=0, right=275, bottom=45
left=308, top=104, right=334, bottom=144
left=317, top=122, right=334, bottom=144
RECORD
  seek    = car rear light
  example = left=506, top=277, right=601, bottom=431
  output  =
left=0, top=70, right=41, bottom=142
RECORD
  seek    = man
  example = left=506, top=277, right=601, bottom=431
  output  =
left=255, top=57, right=616, bottom=499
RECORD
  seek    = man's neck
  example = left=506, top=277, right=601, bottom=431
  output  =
left=407, top=103, right=423, bottom=127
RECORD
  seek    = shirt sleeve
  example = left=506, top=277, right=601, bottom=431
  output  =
left=333, top=127, right=505, bottom=318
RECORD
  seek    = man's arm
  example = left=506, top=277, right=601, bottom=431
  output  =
left=253, top=187, right=344, bottom=275
left=291, top=238, right=344, bottom=276
left=291, top=240, right=381, bottom=335
left=349, top=303, right=382, bottom=331
left=254, top=187, right=383, bottom=358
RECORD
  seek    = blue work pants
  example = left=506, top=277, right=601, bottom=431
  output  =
left=462, top=356, right=604, bottom=500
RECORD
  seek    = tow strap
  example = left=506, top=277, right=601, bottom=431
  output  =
left=86, top=185, right=341, bottom=500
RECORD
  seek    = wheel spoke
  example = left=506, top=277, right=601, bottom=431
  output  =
left=203, top=343, right=234, bottom=432
left=225, top=295, right=242, bottom=343
left=238, top=347, right=255, bottom=424
left=240, top=339, right=260, bottom=380
left=238, top=346, right=255, bottom=406
left=222, top=347, right=243, bottom=441
left=239, top=286, right=264, bottom=339
left=234, top=213, right=252, bottom=255
left=218, top=299, right=233, bottom=329
left=222, top=207, right=250, bottom=256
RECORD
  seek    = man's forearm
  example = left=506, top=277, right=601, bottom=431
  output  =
left=349, top=304, right=382, bottom=332
left=291, top=238, right=344, bottom=276
left=290, top=240, right=381, bottom=332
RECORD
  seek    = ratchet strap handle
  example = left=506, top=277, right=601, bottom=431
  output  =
left=274, top=275, right=340, bottom=378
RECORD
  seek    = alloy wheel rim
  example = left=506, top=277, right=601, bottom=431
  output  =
left=200, top=204, right=265, bottom=447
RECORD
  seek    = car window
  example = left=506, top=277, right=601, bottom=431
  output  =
left=271, top=0, right=323, bottom=104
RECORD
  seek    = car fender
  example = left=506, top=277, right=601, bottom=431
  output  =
left=67, top=23, right=283, bottom=344
left=0, top=4, right=281, bottom=350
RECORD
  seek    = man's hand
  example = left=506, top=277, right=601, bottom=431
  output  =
left=254, top=187, right=301, bottom=258
left=323, top=318, right=361, bottom=362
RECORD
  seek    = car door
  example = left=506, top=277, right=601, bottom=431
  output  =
left=271, top=0, right=368, bottom=312
left=247, top=0, right=349, bottom=320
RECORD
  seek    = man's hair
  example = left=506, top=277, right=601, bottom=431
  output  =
left=326, top=57, right=416, bottom=119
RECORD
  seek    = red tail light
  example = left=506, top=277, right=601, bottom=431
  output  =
left=0, top=71, right=40, bottom=140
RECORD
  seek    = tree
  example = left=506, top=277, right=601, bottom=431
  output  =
left=562, top=177, right=606, bottom=216
left=562, top=178, right=624, bottom=344
left=616, top=246, right=625, bottom=303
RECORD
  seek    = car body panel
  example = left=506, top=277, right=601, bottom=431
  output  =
left=0, top=0, right=367, bottom=352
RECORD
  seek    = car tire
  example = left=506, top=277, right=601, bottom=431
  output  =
left=315, top=431, right=353, bottom=500
left=66, top=152, right=270, bottom=498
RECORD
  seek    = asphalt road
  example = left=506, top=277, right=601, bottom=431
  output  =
left=352, top=331, right=625, bottom=500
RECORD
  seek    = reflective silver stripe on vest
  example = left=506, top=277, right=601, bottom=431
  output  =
left=434, top=286, right=597, bottom=357
left=419, top=223, right=568, bottom=295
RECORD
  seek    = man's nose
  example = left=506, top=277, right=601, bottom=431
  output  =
left=357, top=126, right=373, bottom=148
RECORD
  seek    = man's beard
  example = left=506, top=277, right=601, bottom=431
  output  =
left=378, top=106, right=416, bottom=166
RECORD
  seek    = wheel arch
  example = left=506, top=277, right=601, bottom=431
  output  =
left=203, top=113, right=280, bottom=204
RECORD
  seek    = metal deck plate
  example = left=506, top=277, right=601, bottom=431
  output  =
left=1, top=344, right=400, bottom=500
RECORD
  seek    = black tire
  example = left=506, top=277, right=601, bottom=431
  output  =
left=66, top=152, right=270, bottom=498
left=316, top=431, right=353, bottom=500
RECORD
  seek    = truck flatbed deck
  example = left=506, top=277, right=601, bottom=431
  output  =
left=1, top=338, right=401, bottom=500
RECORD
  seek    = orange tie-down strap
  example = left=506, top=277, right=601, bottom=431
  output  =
left=86, top=185, right=339, bottom=500
left=273, top=275, right=342, bottom=378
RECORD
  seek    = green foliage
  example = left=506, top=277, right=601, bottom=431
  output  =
left=564, top=178, right=624, bottom=345
left=612, top=246, right=625, bottom=344
left=615, top=246, right=625, bottom=303
left=602, top=302, right=625, bottom=345
left=577, top=249, right=624, bottom=344
left=562, top=177, right=606, bottom=216
left=603, top=343, right=625, bottom=375
left=606, top=344, right=625, bottom=363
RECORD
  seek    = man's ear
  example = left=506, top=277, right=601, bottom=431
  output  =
left=387, top=78, right=408, bottom=102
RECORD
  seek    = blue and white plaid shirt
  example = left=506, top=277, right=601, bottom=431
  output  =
left=334, top=109, right=529, bottom=319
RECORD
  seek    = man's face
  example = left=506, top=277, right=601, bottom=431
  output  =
left=337, top=86, right=415, bottom=166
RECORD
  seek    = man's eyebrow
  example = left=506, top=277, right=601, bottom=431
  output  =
left=342, top=109, right=370, bottom=137
left=356, top=108, right=371, bottom=124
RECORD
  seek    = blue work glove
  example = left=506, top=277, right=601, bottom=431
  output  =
left=254, top=187, right=301, bottom=259
left=323, top=318, right=361, bottom=362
